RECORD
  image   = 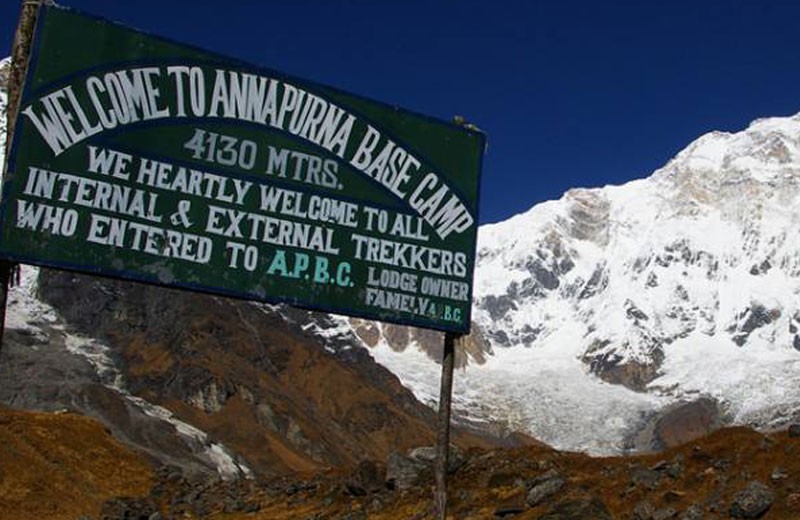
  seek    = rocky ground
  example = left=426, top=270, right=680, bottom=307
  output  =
left=4, top=405, right=800, bottom=519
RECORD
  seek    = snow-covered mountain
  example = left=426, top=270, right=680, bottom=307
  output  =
left=365, top=112, right=800, bottom=454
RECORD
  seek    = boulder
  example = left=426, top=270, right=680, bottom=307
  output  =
left=100, top=497, right=159, bottom=520
left=345, top=459, right=385, bottom=496
left=632, top=500, right=655, bottom=520
left=526, top=473, right=566, bottom=507
left=679, top=504, right=703, bottom=520
left=730, top=481, right=774, bottom=518
left=385, top=452, right=428, bottom=491
left=537, top=496, right=612, bottom=520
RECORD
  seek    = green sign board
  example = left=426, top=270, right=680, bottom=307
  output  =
left=0, top=5, right=484, bottom=333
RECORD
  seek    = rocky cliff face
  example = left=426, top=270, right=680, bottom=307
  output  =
left=0, top=267, right=507, bottom=478
left=349, top=318, right=492, bottom=369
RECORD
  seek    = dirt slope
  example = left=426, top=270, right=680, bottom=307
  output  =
left=0, top=406, right=152, bottom=520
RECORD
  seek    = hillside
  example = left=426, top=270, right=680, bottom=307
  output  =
left=1, top=266, right=515, bottom=480
left=0, top=406, right=152, bottom=520
left=3, top=404, right=800, bottom=519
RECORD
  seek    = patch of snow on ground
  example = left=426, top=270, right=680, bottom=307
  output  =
left=125, top=394, right=252, bottom=479
left=6, top=264, right=58, bottom=330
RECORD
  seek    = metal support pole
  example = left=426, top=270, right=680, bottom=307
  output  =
left=434, top=331, right=458, bottom=519
left=0, top=0, right=43, bottom=350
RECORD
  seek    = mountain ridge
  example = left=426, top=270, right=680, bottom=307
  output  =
left=366, top=110, right=800, bottom=454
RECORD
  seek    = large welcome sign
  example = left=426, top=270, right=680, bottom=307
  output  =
left=0, top=5, right=484, bottom=333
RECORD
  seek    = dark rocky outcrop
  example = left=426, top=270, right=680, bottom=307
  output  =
left=481, top=294, right=519, bottom=321
left=349, top=317, right=493, bottom=368
left=653, top=399, right=724, bottom=449
left=385, top=444, right=464, bottom=491
left=385, top=452, right=429, bottom=491
left=728, top=303, right=781, bottom=347
left=526, top=470, right=566, bottom=507
left=729, top=480, right=775, bottom=518
left=581, top=337, right=665, bottom=391
left=626, top=398, right=725, bottom=452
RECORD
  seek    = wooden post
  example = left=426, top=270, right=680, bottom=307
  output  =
left=0, top=0, right=43, bottom=350
left=434, top=331, right=458, bottom=519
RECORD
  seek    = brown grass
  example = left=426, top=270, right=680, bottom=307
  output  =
left=0, top=405, right=153, bottom=520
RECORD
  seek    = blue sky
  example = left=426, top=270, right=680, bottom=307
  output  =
left=3, top=1, right=799, bottom=224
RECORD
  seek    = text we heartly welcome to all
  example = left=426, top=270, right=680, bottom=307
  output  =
left=13, top=141, right=471, bottom=323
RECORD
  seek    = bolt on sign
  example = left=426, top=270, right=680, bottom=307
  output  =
left=0, top=5, right=484, bottom=333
